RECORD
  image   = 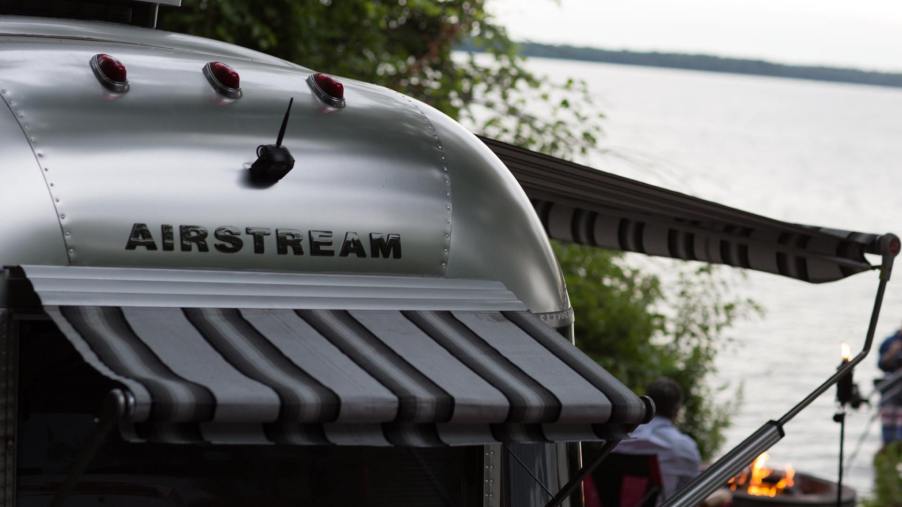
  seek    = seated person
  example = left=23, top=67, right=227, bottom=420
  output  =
left=878, top=326, right=902, bottom=446
left=615, top=377, right=701, bottom=501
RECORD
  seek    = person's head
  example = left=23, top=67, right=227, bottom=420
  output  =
left=646, top=377, right=684, bottom=420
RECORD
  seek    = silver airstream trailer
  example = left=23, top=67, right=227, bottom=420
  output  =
left=0, top=1, right=896, bottom=506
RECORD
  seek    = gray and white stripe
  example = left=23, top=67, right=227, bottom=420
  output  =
left=533, top=199, right=877, bottom=283
left=482, top=136, right=886, bottom=283
left=46, top=306, right=648, bottom=446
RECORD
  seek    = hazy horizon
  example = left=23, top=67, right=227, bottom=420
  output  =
left=511, top=41, right=902, bottom=76
left=491, top=0, right=902, bottom=73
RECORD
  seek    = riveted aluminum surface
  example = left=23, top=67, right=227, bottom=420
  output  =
left=0, top=93, right=68, bottom=266
left=0, top=34, right=449, bottom=276
left=0, top=17, right=568, bottom=314
left=419, top=105, right=569, bottom=314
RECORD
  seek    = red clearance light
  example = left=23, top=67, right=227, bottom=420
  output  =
left=203, top=61, right=242, bottom=99
left=307, top=72, right=346, bottom=108
left=314, top=73, right=343, bottom=99
left=90, top=53, right=129, bottom=93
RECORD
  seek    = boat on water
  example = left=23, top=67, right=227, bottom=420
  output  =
left=0, top=1, right=896, bottom=506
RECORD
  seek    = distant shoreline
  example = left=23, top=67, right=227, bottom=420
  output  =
left=512, top=42, right=902, bottom=89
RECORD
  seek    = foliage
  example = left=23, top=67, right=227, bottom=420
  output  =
left=159, top=0, right=602, bottom=157
left=161, top=0, right=751, bottom=460
left=660, top=266, right=757, bottom=459
left=557, top=244, right=757, bottom=460
left=863, top=442, right=902, bottom=507
left=554, top=245, right=664, bottom=384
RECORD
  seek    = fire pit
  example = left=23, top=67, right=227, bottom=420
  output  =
left=732, top=472, right=856, bottom=507
left=729, top=454, right=856, bottom=507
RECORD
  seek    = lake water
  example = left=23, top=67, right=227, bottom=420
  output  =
left=523, top=57, right=902, bottom=497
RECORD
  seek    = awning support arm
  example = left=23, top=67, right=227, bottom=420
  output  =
left=505, top=445, right=554, bottom=499
left=544, top=439, right=620, bottom=507
left=50, top=389, right=130, bottom=507
left=663, top=233, right=899, bottom=507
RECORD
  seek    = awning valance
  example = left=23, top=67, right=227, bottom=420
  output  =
left=20, top=265, right=649, bottom=446
left=482, top=137, right=890, bottom=283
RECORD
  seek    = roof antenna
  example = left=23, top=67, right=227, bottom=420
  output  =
left=275, top=97, right=293, bottom=147
left=249, top=98, right=296, bottom=185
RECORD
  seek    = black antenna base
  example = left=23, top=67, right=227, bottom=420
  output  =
left=249, top=145, right=295, bottom=185
left=249, top=98, right=295, bottom=185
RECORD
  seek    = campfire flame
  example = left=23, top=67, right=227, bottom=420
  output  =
left=728, top=453, right=796, bottom=497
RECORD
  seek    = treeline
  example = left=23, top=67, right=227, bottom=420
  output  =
left=514, top=42, right=902, bottom=89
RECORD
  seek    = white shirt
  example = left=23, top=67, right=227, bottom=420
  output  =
left=614, top=416, right=702, bottom=501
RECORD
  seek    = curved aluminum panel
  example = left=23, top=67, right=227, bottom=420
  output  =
left=419, top=105, right=568, bottom=313
left=22, top=265, right=527, bottom=311
left=0, top=16, right=294, bottom=69
left=0, top=19, right=569, bottom=315
left=0, top=95, right=68, bottom=265
left=0, top=38, right=450, bottom=277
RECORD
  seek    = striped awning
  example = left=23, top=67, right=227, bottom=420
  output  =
left=483, top=137, right=889, bottom=283
left=21, top=265, right=649, bottom=446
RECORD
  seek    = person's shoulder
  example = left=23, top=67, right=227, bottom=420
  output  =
left=670, top=428, right=702, bottom=462
left=646, top=418, right=700, bottom=459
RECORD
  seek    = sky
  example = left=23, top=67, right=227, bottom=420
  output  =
left=490, top=0, right=902, bottom=72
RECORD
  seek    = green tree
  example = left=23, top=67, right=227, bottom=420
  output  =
left=160, top=0, right=752, bottom=460
left=159, top=0, right=602, bottom=157
left=863, top=442, right=902, bottom=507
left=556, top=244, right=755, bottom=459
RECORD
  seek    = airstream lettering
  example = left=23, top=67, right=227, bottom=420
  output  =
left=124, top=222, right=403, bottom=258
left=339, top=231, right=367, bottom=257
left=215, top=226, right=243, bottom=253
left=308, top=229, right=333, bottom=256
left=275, top=228, right=303, bottom=255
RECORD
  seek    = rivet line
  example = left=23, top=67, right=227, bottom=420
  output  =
left=403, top=95, right=452, bottom=274
left=0, top=89, right=74, bottom=261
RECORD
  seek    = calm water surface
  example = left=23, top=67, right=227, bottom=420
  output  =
left=524, top=57, right=902, bottom=496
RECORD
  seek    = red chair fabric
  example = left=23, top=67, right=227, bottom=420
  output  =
left=583, top=451, right=663, bottom=507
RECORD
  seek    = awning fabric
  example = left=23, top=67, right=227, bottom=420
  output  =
left=21, top=265, right=649, bottom=446
left=482, top=137, right=886, bottom=283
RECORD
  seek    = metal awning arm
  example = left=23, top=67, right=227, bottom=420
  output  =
left=663, top=233, right=899, bottom=507
left=544, top=439, right=620, bottom=507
